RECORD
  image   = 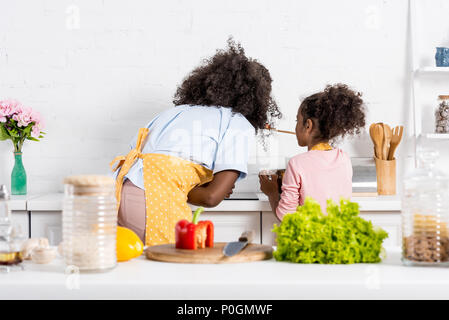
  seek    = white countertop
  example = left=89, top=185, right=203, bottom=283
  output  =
left=10, top=194, right=41, bottom=211
left=23, top=193, right=401, bottom=212
left=1, top=247, right=448, bottom=299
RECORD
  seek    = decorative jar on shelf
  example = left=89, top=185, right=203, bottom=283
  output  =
left=435, top=47, right=449, bottom=67
left=401, top=149, right=449, bottom=266
left=435, top=95, right=449, bottom=134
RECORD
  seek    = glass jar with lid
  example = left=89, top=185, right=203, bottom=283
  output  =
left=435, top=95, right=449, bottom=134
left=0, top=185, right=27, bottom=272
left=401, top=148, right=449, bottom=266
left=62, top=175, right=117, bottom=272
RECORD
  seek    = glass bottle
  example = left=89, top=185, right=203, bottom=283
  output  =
left=62, top=175, right=117, bottom=272
left=0, top=185, right=25, bottom=272
left=401, top=149, right=449, bottom=266
left=11, top=152, right=27, bottom=195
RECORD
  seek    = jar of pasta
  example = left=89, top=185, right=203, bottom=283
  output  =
left=401, top=149, right=449, bottom=266
left=62, top=175, right=117, bottom=272
left=435, top=95, right=449, bottom=134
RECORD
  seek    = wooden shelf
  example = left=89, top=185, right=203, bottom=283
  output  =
left=421, top=133, right=449, bottom=139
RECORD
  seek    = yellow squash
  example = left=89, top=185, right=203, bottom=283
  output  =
left=116, top=226, right=144, bottom=262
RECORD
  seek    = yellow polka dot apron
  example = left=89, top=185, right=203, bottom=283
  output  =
left=110, top=128, right=213, bottom=246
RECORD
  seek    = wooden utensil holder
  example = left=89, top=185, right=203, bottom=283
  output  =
left=374, top=156, right=396, bottom=195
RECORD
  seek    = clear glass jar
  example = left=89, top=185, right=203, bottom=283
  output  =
left=435, top=95, right=449, bottom=134
left=62, top=175, right=117, bottom=272
left=0, top=185, right=27, bottom=272
left=401, top=149, right=449, bottom=266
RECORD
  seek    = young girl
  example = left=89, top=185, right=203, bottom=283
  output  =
left=111, top=39, right=281, bottom=246
left=259, top=83, right=365, bottom=220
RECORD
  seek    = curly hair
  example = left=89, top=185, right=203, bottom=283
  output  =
left=173, top=38, right=281, bottom=130
left=300, top=84, right=366, bottom=141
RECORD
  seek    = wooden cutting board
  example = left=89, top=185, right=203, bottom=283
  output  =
left=145, top=242, right=273, bottom=264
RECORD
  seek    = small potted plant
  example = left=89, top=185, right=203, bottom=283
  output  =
left=0, top=99, right=45, bottom=195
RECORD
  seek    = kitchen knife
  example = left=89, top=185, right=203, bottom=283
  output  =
left=223, top=230, right=255, bottom=257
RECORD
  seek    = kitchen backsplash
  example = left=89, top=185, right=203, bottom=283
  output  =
left=3, top=0, right=449, bottom=194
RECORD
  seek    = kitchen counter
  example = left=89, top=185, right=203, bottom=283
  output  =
left=10, top=194, right=40, bottom=211
left=24, top=193, right=401, bottom=212
left=1, top=247, right=448, bottom=300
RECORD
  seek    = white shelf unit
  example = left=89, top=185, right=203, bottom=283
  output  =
left=415, top=67, right=449, bottom=74
left=421, top=133, right=449, bottom=139
left=410, top=0, right=449, bottom=164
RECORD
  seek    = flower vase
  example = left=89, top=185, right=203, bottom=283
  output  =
left=11, top=152, right=27, bottom=195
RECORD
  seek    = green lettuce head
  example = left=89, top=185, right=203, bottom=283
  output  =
left=272, top=197, right=388, bottom=264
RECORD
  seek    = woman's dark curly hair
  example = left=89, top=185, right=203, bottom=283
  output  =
left=173, top=38, right=281, bottom=130
left=300, top=84, right=366, bottom=141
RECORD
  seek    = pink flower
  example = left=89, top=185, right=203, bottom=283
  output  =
left=31, top=124, right=41, bottom=138
left=13, top=107, right=34, bottom=127
left=0, top=99, right=45, bottom=139
left=30, top=110, right=44, bottom=127
left=0, top=99, right=22, bottom=117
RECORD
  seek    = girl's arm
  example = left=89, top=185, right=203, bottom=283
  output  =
left=259, top=160, right=301, bottom=221
left=187, top=170, right=239, bottom=208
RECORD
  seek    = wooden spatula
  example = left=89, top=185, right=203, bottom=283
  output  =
left=369, top=123, right=377, bottom=158
left=382, top=123, right=392, bottom=160
left=388, top=125, right=404, bottom=160
left=371, top=123, right=384, bottom=160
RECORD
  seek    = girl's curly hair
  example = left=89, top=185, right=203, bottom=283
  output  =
left=173, top=38, right=281, bottom=130
left=300, top=84, right=366, bottom=141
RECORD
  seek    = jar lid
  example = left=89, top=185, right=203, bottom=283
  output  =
left=438, top=95, right=449, bottom=100
left=63, top=175, right=115, bottom=187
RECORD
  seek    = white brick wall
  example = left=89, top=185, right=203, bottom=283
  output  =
left=0, top=0, right=447, bottom=194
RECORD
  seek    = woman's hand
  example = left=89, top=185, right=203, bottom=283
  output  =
left=259, top=174, right=279, bottom=198
left=225, top=183, right=235, bottom=198
left=187, top=170, right=239, bottom=207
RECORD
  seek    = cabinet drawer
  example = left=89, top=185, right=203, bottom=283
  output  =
left=11, top=210, right=29, bottom=238
left=30, top=211, right=62, bottom=246
left=261, top=212, right=279, bottom=246
left=200, top=211, right=262, bottom=244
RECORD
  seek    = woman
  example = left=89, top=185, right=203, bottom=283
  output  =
left=111, top=39, right=281, bottom=246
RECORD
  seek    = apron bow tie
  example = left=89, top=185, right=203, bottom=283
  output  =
left=110, top=128, right=149, bottom=203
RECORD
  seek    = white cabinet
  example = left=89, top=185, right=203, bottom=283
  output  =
left=11, top=211, right=29, bottom=238
left=30, top=211, right=62, bottom=246
left=261, top=211, right=401, bottom=247
left=261, top=211, right=280, bottom=246
left=28, top=210, right=262, bottom=245
left=360, top=212, right=401, bottom=248
left=200, top=211, right=262, bottom=244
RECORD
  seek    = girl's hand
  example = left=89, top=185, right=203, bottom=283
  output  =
left=259, top=174, right=279, bottom=197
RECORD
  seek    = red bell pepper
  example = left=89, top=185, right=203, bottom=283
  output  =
left=175, top=207, right=214, bottom=249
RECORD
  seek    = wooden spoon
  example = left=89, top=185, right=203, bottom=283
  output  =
left=371, top=123, right=384, bottom=160
left=275, top=129, right=296, bottom=135
left=382, top=123, right=392, bottom=160
left=388, top=125, right=404, bottom=160
left=264, top=124, right=296, bottom=135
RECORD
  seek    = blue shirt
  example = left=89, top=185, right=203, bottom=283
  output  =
left=114, top=105, right=256, bottom=190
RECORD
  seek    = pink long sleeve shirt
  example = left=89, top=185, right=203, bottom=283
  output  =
left=276, top=148, right=352, bottom=220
